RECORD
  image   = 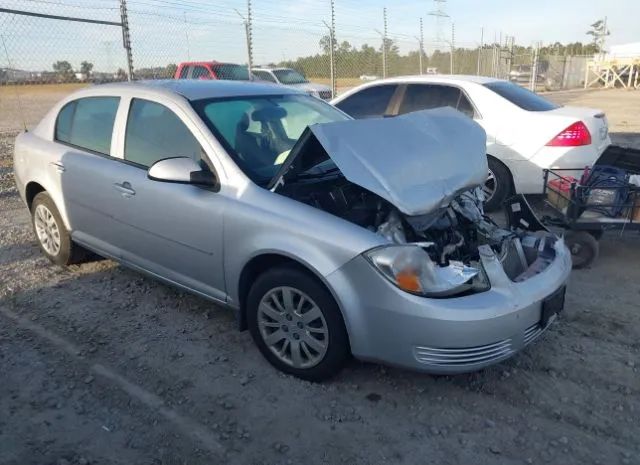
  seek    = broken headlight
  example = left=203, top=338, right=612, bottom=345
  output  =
left=365, top=245, right=486, bottom=297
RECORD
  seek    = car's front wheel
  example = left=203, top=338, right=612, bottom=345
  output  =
left=31, top=191, right=87, bottom=266
left=483, top=157, right=513, bottom=212
left=247, top=266, right=350, bottom=381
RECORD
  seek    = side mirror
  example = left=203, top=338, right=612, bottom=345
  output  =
left=147, top=157, right=218, bottom=189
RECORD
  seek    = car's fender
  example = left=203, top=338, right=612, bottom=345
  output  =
left=222, top=184, right=386, bottom=307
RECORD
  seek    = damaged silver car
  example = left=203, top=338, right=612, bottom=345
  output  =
left=13, top=80, right=572, bottom=381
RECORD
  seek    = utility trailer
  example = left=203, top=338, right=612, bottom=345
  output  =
left=539, top=145, right=640, bottom=268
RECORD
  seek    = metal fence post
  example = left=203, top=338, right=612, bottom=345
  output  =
left=234, top=1, right=253, bottom=80
left=477, top=27, right=483, bottom=75
left=530, top=42, right=540, bottom=91
left=382, top=7, right=387, bottom=78
left=450, top=22, right=455, bottom=74
left=322, top=19, right=335, bottom=98
left=417, top=17, right=424, bottom=75
left=330, top=0, right=336, bottom=98
left=119, top=0, right=134, bottom=80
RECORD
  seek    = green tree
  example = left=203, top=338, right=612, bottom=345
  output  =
left=586, top=19, right=610, bottom=52
left=165, top=63, right=177, bottom=77
left=319, top=34, right=331, bottom=55
left=80, top=61, right=94, bottom=77
left=52, top=60, right=74, bottom=82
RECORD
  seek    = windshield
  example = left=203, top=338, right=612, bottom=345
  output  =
left=273, top=69, right=308, bottom=85
left=192, top=94, right=349, bottom=184
left=213, top=64, right=251, bottom=81
left=484, top=81, right=559, bottom=112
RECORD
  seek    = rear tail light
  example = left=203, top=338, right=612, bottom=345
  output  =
left=546, top=121, right=592, bottom=147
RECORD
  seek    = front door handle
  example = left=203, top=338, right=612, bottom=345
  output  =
left=113, top=182, right=136, bottom=197
left=50, top=161, right=65, bottom=173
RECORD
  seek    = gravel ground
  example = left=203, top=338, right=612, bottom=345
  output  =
left=1, top=89, right=639, bottom=465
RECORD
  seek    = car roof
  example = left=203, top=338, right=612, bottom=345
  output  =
left=362, top=74, right=505, bottom=86
left=178, top=61, right=231, bottom=66
left=81, top=79, right=299, bottom=101
left=252, top=67, right=291, bottom=71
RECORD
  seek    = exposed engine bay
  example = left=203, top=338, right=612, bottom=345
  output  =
left=278, top=174, right=558, bottom=291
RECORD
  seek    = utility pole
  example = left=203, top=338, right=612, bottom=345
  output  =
left=477, top=27, right=483, bottom=75
left=450, top=22, right=455, bottom=74
left=428, top=0, right=449, bottom=42
left=235, top=0, right=253, bottom=80
left=119, top=0, right=134, bottom=80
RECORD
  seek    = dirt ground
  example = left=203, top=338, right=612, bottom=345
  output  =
left=0, top=87, right=639, bottom=465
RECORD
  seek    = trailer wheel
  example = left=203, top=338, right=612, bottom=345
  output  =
left=565, top=231, right=599, bottom=269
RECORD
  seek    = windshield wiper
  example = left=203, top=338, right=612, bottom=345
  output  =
left=295, top=167, right=341, bottom=180
left=296, top=166, right=340, bottom=179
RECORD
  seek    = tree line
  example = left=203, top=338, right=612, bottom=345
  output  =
left=275, top=36, right=602, bottom=79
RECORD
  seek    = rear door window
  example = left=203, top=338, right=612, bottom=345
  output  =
left=179, top=66, right=190, bottom=79
left=124, top=98, right=203, bottom=167
left=398, top=84, right=461, bottom=114
left=192, top=65, right=210, bottom=79
left=253, top=70, right=277, bottom=83
left=484, top=81, right=559, bottom=111
left=334, top=84, right=398, bottom=119
left=213, top=64, right=251, bottom=81
left=55, top=96, right=120, bottom=155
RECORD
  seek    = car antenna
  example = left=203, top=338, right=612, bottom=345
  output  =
left=1, top=35, right=28, bottom=132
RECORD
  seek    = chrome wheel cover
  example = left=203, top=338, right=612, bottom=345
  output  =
left=258, top=286, right=329, bottom=369
left=34, top=204, right=61, bottom=256
left=483, top=169, right=497, bottom=203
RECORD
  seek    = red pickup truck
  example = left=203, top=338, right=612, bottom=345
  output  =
left=174, top=61, right=251, bottom=81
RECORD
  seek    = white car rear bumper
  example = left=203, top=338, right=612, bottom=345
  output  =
left=508, top=142, right=609, bottom=194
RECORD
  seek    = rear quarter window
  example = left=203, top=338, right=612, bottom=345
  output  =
left=55, top=96, right=120, bottom=155
left=484, top=81, right=559, bottom=112
left=55, top=102, right=75, bottom=143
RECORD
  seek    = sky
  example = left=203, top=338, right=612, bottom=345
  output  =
left=1, top=0, right=639, bottom=72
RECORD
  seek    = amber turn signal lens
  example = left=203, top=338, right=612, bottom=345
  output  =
left=395, top=269, right=422, bottom=293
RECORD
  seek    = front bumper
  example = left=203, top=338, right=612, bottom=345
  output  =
left=326, top=240, right=572, bottom=374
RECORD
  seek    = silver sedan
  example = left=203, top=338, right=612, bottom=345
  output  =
left=13, top=80, right=572, bottom=381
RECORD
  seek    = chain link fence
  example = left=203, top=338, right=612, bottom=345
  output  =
left=0, top=0, right=607, bottom=134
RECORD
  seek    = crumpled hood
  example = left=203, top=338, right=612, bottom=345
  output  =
left=307, top=107, right=488, bottom=216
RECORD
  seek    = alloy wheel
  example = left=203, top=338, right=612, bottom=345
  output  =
left=257, top=286, right=329, bottom=369
left=34, top=204, right=61, bottom=256
left=483, top=169, right=497, bottom=204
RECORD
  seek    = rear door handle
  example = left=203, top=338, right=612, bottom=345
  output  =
left=113, top=182, right=136, bottom=197
left=50, top=161, right=65, bottom=173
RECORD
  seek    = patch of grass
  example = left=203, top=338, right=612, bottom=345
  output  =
left=0, top=83, right=88, bottom=96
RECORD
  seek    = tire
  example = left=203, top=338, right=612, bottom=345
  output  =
left=247, top=266, right=350, bottom=381
left=565, top=230, right=599, bottom=269
left=483, top=157, right=513, bottom=212
left=31, top=192, right=87, bottom=266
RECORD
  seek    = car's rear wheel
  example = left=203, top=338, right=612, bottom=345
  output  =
left=31, top=192, right=87, bottom=266
left=483, top=157, right=513, bottom=212
left=247, top=266, right=350, bottom=381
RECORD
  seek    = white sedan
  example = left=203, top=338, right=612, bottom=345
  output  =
left=332, top=76, right=611, bottom=210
